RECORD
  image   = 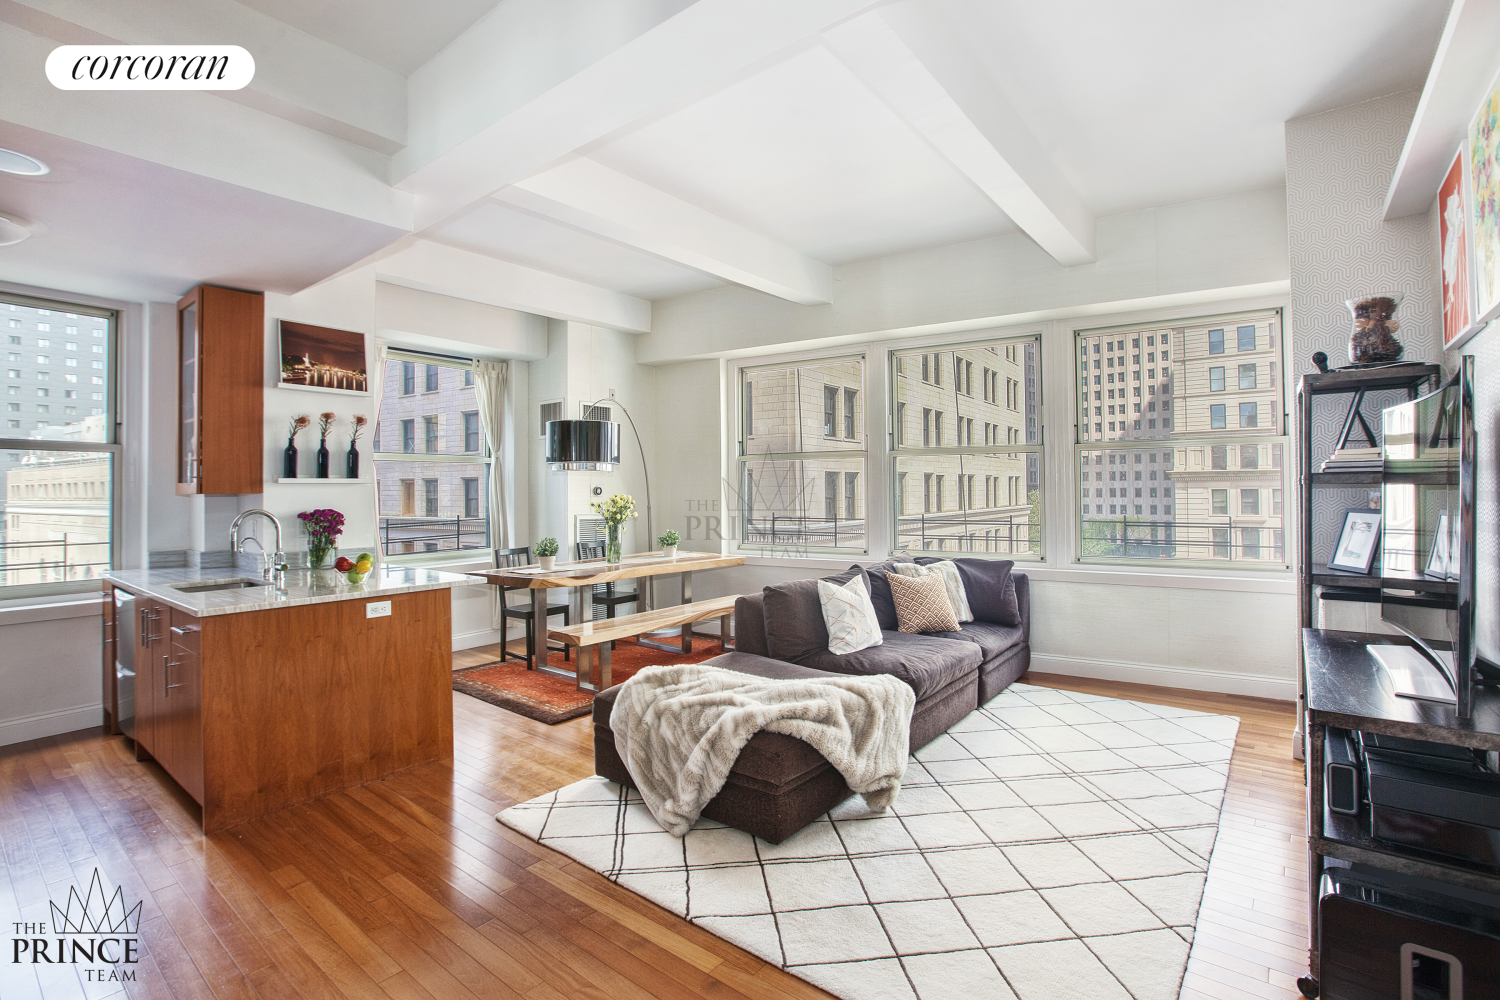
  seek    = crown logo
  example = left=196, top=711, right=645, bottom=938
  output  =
left=49, top=870, right=142, bottom=936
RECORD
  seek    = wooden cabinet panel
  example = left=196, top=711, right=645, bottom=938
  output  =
left=102, top=587, right=117, bottom=735
left=176, top=285, right=263, bottom=496
left=135, top=599, right=169, bottom=757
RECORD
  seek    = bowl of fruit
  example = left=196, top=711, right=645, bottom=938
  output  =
left=334, top=553, right=375, bottom=585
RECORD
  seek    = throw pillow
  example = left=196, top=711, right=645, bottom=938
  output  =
left=763, top=566, right=871, bottom=662
left=886, top=571, right=960, bottom=634
left=862, top=559, right=904, bottom=631
left=925, top=559, right=973, bottom=622
left=919, top=556, right=1019, bottom=626
left=817, top=574, right=883, bottom=655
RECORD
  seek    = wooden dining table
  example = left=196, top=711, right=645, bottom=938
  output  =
left=467, top=550, right=746, bottom=678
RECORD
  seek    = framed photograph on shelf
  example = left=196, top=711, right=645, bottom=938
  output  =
left=278, top=320, right=369, bottom=394
left=1441, top=148, right=1479, bottom=349
left=1328, top=508, right=1381, bottom=574
left=1468, top=66, right=1500, bottom=327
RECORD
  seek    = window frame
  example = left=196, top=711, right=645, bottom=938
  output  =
left=0, top=291, right=120, bottom=599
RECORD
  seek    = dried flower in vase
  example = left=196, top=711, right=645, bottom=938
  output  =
left=318, top=412, right=336, bottom=440
left=287, top=414, right=310, bottom=439
left=350, top=414, right=368, bottom=442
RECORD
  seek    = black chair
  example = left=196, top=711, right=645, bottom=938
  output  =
left=495, top=546, right=569, bottom=667
left=578, top=541, right=638, bottom=649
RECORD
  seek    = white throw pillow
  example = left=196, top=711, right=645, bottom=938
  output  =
left=890, top=560, right=972, bottom=623
left=927, top=559, right=973, bottom=622
left=817, top=574, right=883, bottom=655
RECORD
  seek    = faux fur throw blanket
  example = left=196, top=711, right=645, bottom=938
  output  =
left=610, top=663, right=916, bottom=837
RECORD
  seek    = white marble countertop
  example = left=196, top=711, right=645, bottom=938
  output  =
left=103, top=565, right=470, bottom=617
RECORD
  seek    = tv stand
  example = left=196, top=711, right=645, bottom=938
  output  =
left=1300, top=627, right=1500, bottom=996
left=1368, top=643, right=1456, bottom=704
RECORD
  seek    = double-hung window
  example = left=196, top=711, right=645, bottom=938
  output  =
left=1075, top=310, right=1286, bottom=565
left=893, top=335, right=1041, bottom=557
left=738, top=356, right=866, bottom=552
left=0, top=294, right=117, bottom=594
left=373, top=351, right=490, bottom=558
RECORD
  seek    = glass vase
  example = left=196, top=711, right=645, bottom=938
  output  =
left=316, top=437, right=330, bottom=478
left=283, top=437, right=297, bottom=478
left=308, top=542, right=335, bottom=569
left=605, top=523, right=622, bottom=564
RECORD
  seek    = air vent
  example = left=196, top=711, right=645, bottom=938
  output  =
left=581, top=403, right=611, bottom=421
left=539, top=400, right=562, bottom=436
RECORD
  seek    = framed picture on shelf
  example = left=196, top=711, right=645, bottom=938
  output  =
left=1441, top=148, right=1479, bottom=349
left=1468, top=65, right=1500, bottom=327
left=1328, top=508, right=1381, bottom=574
left=278, top=320, right=369, bottom=394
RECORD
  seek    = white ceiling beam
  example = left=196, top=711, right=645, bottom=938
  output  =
left=396, top=0, right=883, bottom=233
left=824, top=3, right=1095, bottom=266
left=1383, top=0, right=1500, bottom=219
left=499, top=159, right=833, bottom=305
left=0, top=0, right=406, bottom=154
left=375, top=240, right=652, bottom=334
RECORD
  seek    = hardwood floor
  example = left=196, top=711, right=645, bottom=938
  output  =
left=1, top=663, right=1306, bottom=1000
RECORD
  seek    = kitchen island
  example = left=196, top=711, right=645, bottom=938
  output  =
left=104, top=565, right=468, bottom=832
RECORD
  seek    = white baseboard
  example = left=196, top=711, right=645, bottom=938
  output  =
left=453, top=627, right=507, bottom=651
left=0, top=703, right=102, bottom=748
left=1027, top=653, right=1296, bottom=702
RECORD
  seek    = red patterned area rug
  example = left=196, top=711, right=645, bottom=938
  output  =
left=453, top=635, right=725, bottom=725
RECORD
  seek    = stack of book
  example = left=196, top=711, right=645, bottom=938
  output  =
left=1320, top=446, right=1383, bottom=472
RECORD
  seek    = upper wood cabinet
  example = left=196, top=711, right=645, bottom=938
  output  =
left=177, top=285, right=264, bottom=495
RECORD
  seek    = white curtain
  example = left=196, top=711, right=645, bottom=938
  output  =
left=472, top=360, right=512, bottom=551
left=368, top=342, right=388, bottom=564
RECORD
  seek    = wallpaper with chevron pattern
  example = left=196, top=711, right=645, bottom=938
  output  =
left=1287, top=90, right=1444, bottom=565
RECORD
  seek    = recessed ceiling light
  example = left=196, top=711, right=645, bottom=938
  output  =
left=0, top=148, right=48, bottom=176
left=0, top=215, right=30, bottom=246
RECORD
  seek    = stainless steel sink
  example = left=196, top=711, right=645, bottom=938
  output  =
left=170, top=578, right=266, bottom=593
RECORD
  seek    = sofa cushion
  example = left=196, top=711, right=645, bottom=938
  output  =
left=919, top=556, right=1019, bottom=626
left=887, top=571, right=961, bottom=633
left=795, top=630, right=980, bottom=702
left=924, top=620, right=1026, bottom=663
left=863, top=558, right=915, bottom=631
left=761, top=566, right=868, bottom=663
left=818, top=574, right=882, bottom=655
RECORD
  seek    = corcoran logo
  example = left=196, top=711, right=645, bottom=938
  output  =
left=10, top=870, right=142, bottom=981
left=46, top=45, right=255, bottom=90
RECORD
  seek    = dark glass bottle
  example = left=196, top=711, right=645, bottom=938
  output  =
left=346, top=443, right=359, bottom=479
left=316, top=436, right=330, bottom=478
left=283, top=437, right=297, bottom=478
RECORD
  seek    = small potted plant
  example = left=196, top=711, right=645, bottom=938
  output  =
left=658, top=529, right=680, bottom=559
left=534, top=536, right=559, bottom=571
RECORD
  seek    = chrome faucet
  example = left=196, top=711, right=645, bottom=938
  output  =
left=230, top=509, right=285, bottom=583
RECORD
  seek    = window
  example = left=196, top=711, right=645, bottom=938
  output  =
left=739, top=356, right=866, bottom=551
left=463, top=411, right=480, bottom=453
left=376, top=354, right=493, bottom=558
left=0, top=293, right=117, bottom=594
left=1076, top=311, right=1285, bottom=566
left=895, top=402, right=906, bottom=446
left=463, top=477, right=480, bottom=519
left=895, top=336, right=1041, bottom=557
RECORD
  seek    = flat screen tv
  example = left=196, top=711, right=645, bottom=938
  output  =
left=1378, top=356, right=1483, bottom=718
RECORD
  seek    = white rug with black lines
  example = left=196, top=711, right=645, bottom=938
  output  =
left=499, top=682, right=1239, bottom=1000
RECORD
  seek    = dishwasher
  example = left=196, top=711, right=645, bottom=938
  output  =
left=114, top=588, right=137, bottom=739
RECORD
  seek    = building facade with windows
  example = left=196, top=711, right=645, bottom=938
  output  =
left=373, top=357, right=489, bottom=555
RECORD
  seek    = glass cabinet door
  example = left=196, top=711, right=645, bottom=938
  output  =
left=178, top=297, right=199, bottom=492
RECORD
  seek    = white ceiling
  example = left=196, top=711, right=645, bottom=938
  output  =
left=234, top=0, right=501, bottom=75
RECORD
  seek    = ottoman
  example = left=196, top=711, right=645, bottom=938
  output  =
left=591, top=652, right=856, bottom=843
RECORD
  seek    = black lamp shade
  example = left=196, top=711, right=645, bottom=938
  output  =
left=545, top=419, right=620, bottom=471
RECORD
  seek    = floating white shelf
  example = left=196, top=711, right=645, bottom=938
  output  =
left=276, top=477, right=372, bottom=484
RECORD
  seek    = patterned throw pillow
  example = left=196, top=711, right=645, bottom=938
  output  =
left=886, top=571, right=960, bottom=634
left=817, top=574, right=883, bottom=655
left=889, top=561, right=971, bottom=622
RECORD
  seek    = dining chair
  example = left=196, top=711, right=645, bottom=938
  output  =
left=577, top=541, right=638, bottom=649
left=494, top=546, right=570, bottom=667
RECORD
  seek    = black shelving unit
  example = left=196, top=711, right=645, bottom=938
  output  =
left=1294, top=364, right=1441, bottom=759
left=1301, top=628, right=1500, bottom=989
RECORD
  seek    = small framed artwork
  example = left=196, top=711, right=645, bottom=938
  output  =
left=278, top=320, right=369, bottom=394
left=1441, top=148, right=1479, bottom=349
left=1468, top=65, right=1500, bottom=327
left=1426, top=511, right=1452, bottom=580
left=1328, top=509, right=1381, bottom=574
